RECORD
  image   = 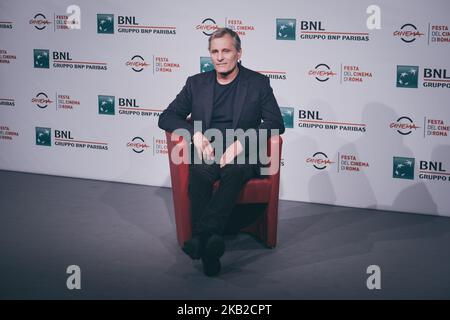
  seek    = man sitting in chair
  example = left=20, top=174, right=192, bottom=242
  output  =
left=158, top=27, right=285, bottom=277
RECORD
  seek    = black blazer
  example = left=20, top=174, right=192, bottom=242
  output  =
left=158, top=64, right=285, bottom=140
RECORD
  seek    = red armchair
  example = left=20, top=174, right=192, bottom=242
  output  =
left=165, top=131, right=283, bottom=248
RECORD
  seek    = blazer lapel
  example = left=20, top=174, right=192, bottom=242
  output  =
left=232, top=69, right=248, bottom=129
left=203, top=72, right=215, bottom=130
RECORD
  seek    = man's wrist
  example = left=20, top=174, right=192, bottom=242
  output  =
left=192, top=131, right=202, bottom=143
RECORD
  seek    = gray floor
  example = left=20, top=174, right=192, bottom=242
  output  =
left=1, top=169, right=449, bottom=300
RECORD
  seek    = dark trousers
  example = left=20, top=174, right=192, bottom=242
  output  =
left=188, top=163, right=257, bottom=237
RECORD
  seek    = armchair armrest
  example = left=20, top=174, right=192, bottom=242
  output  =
left=165, top=131, right=192, bottom=244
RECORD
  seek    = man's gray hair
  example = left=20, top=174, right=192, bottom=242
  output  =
left=208, top=27, right=241, bottom=52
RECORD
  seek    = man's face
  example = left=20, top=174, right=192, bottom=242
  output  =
left=209, top=34, right=241, bottom=75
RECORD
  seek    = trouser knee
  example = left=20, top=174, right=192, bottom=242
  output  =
left=189, top=165, right=217, bottom=192
left=220, top=165, right=253, bottom=184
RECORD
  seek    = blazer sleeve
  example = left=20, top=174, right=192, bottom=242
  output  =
left=256, top=76, right=285, bottom=135
left=158, top=76, right=195, bottom=136
left=235, top=76, right=285, bottom=162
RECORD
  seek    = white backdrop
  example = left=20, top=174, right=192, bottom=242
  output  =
left=1, top=0, right=449, bottom=216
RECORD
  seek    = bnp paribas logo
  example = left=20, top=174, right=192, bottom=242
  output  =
left=396, top=65, right=419, bottom=88
left=98, top=95, right=115, bottom=115
left=393, top=156, right=415, bottom=180
left=35, top=127, right=51, bottom=146
left=33, top=49, right=49, bottom=69
left=280, top=107, right=294, bottom=128
left=276, top=18, right=296, bottom=40
left=97, top=14, right=114, bottom=34
left=200, top=57, right=214, bottom=73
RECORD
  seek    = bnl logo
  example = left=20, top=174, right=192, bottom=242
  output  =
left=98, top=95, right=115, bottom=115
left=393, top=157, right=415, bottom=180
left=35, top=127, right=51, bottom=146
left=34, top=49, right=49, bottom=69
left=280, top=107, right=294, bottom=128
left=396, top=65, right=419, bottom=88
left=200, top=57, right=214, bottom=73
left=276, top=19, right=296, bottom=40
left=97, top=14, right=114, bottom=34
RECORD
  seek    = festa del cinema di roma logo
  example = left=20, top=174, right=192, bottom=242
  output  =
left=127, top=136, right=150, bottom=153
left=306, top=152, right=334, bottom=170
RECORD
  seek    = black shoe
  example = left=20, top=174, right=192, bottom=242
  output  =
left=201, top=255, right=221, bottom=277
left=204, top=234, right=225, bottom=259
left=182, top=237, right=202, bottom=260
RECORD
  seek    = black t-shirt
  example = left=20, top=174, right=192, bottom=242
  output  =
left=210, top=72, right=241, bottom=154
